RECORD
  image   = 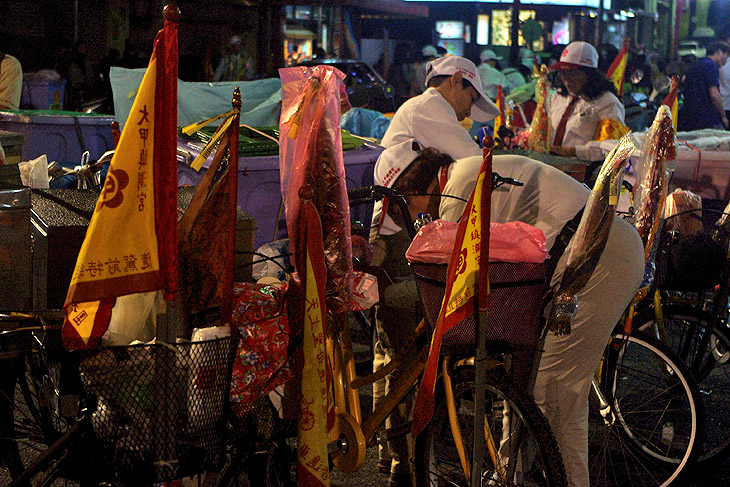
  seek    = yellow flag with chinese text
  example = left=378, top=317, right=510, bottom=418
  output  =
left=63, top=19, right=178, bottom=350
left=412, top=141, right=493, bottom=436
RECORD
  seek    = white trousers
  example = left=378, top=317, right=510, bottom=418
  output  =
left=533, top=217, right=645, bottom=487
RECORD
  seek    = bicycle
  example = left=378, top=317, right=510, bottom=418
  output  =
left=634, top=205, right=730, bottom=468
left=587, top=152, right=705, bottom=486
left=213, top=177, right=569, bottom=487
left=1, top=310, right=239, bottom=487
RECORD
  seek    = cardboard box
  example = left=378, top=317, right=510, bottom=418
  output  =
left=0, top=130, right=24, bottom=165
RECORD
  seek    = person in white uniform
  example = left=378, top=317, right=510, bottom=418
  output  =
left=371, top=55, right=500, bottom=486
left=0, top=52, right=22, bottom=110
left=440, top=154, right=644, bottom=487
left=477, top=48, right=508, bottom=99
left=380, top=55, right=500, bottom=159
left=548, top=41, right=626, bottom=161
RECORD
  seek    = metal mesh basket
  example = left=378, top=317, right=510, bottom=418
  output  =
left=77, top=336, right=237, bottom=484
left=411, top=261, right=548, bottom=355
left=655, top=208, right=730, bottom=291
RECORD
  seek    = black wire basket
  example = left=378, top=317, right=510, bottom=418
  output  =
left=411, top=261, right=548, bottom=388
left=76, top=336, right=238, bottom=484
left=655, top=208, right=730, bottom=291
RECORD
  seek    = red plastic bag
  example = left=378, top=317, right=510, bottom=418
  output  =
left=405, top=219, right=548, bottom=264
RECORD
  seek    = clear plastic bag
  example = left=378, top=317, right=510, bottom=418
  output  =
left=279, top=65, right=353, bottom=316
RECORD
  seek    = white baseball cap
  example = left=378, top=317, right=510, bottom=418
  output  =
left=549, top=41, right=599, bottom=70
left=425, top=56, right=501, bottom=122
left=422, top=45, right=439, bottom=57
left=480, top=49, right=502, bottom=62
left=372, top=139, right=422, bottom=234
left=373, top=139, right=421, bottom=189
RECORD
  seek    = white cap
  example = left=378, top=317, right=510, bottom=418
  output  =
left=480, top=49, right=502, bottom=62
left=229, top=35, right=242, bottom=46
left=372, top=139, right=422, bottom=235
left=422, top=45, right=439, bottom=57
left=424, top=56, right=501, bottom=122
left=549, top=41, right=599, bottom=70
left=373, top=139, right=421, bottom=189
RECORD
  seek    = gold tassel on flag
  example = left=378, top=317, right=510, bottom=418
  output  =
left=661, top=75, right=679, bottom=135
left=494, top=85, right=505, bottom=143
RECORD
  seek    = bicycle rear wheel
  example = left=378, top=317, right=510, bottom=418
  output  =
left=638, top=303, right=730, bottom=467
left=589, top=330, right=704, bottom=487
left=0, top=333, right=76, bottom=486
left=414, top=364, right=567, bottom=487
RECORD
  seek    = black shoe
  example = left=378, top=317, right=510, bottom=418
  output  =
left=389, top=471, right=413, bottom=487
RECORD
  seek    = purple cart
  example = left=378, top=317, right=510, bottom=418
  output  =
left=177, top=137, right=383, bottom=250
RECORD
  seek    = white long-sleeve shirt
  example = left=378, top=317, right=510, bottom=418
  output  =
left=440, top=154, right=589, bottom=250
left=380, top=87, right=482, bottom=159
left=549, top=91, right=624, bottom=161
left=719, top=61, right=730, bottom=111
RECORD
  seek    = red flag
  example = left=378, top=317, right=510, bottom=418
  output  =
left=62, top=12, right=178, bottom=350
left=662, top=75, right=679, bottom=135
left=177, top=98, right=240, bottom=328
left=606, top=38, right=630, bottom=97
left=493, top=85, right=505, bottom=139
left=412, top=140, right=493, bottom=436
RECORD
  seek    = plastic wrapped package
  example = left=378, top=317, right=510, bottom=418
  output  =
left=664, top=189, right=702, bottom=235
left=549, top=133, right=636, bottom=334
left=279, top=66, right=353, bottom=317
left=526, top=65, right=550, bottom=153
left=631, top=105, right=674, bottom=261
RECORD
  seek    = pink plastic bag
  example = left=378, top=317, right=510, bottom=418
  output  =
left=405, top=219, right=548, bottom=264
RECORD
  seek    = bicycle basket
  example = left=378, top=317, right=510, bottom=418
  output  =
left=411, top=261, right=547, bottom=355
left=655, top=209, right=729, bottom=291
left=77, top=336, right=237, bottom=484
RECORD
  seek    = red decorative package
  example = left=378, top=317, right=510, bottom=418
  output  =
left=229, top=281, right=293, bottom=404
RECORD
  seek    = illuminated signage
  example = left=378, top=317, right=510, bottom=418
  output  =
left=406, top=0, right=610, bottom=7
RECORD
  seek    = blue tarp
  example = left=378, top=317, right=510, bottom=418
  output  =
left=339, top=107, right=391, bottom=140
left=110, top=67, right=282, bottom=129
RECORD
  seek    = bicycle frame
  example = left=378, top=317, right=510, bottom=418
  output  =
left=325, top=313, right=428, bottom=473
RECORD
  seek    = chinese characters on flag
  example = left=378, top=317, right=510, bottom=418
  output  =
left=63, top=16, right=178, bottom=350
left=412, top=141, right=493, bottom=436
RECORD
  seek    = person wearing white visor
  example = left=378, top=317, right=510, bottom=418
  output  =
left=380, top=55, right=501, bottom=164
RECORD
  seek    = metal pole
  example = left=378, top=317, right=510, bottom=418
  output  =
left=471, top=287, right=488, bottom=487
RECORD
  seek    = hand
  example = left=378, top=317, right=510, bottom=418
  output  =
left=550, top=145, right=576, bottom=157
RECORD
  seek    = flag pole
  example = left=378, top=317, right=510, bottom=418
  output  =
left=471, top=136, right=493, bottom=487
left=471, top=285, right=488, bottom=487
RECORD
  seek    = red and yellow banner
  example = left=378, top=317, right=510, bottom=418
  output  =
left=297, top=200, right=332, bottom=487
left=607, top=38, right=629, bottom=97
left=412, top=141, right=493, bottom=436
left=662, top=75, right=679, bottom=135
left=494, top=85, right=505, bottom=139
left=62, top=17, right=178, bottom=350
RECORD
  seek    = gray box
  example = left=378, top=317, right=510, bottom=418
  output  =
left=0, top=184, right=32, bottom=311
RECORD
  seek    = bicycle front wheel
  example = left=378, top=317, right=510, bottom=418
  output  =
left=638, top=303, right=730, bottom=467
left=414, top=364, right=567, bottom=487
left=589, top=330, right=704, bottom=487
